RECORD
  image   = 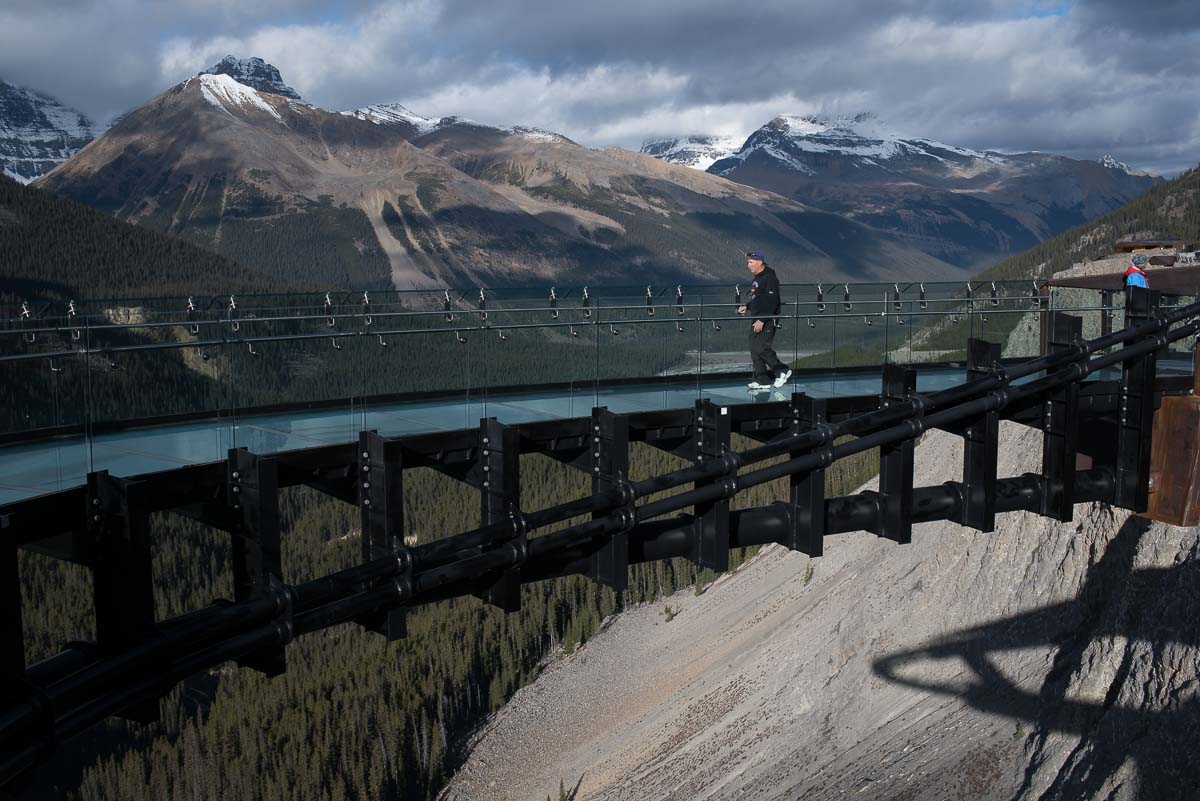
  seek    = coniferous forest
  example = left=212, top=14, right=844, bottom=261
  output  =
left=20, top=436, right=879, bottom=801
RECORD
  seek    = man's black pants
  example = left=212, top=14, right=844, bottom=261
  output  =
left=750, top=321, right=789, bottom=383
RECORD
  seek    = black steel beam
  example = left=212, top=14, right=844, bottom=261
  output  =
left=782, top=394, right=827, bottom=557
left=227, top=449, right=288, bottom=676
left=691, top=399, right=732, bottom=572
left=961, top=339, right=1001, bottom=532
left=86, top=472, right=158, bottom=724
left=1114, top=287, right=1160, bottom=511
left=474, top=418, right=523, bottom=612
left=589, top=408, right=631, bottom=594
left=876, top=364, right=917, bottom=544
left=356, top=431, right=409, bottom=639
left=1041, top=314, right=1082, bottom=521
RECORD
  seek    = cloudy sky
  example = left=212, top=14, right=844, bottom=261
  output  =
left=1, top=0, right=1197, bottom=174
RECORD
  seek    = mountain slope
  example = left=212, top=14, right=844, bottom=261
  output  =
left=442, top=423, right=1200, bottom=801
left=0, top=173, right=279, bottom=300
left=36, top=60, right=963, bottom=289
left=645, top=113, right=1161, bottom=272
left=981, top=164, right=1200, bottom=283
left=1, top=79, right=98, bottom=183
left=405, top=119, right=963, bottom=283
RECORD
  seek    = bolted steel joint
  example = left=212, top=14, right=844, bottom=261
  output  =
left=614, top=507, right=636, bottom=532
left=613, top=479, right=637, bottom=508
left=815, top=422, right=835, bottom=444
left=507, top=539, right=528, bottom=563
left=509, top=510, right=529, bottom=541
left=908, top=393, right=928, bottom=417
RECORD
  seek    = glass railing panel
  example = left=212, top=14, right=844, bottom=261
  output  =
left=593, top=292, right=680, bottom=415
left=476, top=293, right=591, bottom=424
left=1159, top=292, right=1197, bottom=368
left=694, top=293, right=754, bottom=402
left=221, top=311, right=365, bottom=453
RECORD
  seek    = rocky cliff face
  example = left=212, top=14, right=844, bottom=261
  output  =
left=441, top=422, right=1200, bottom=800
left=0, top=79, right=97, bottom=183
left=199, top=56, right=301, bottom=99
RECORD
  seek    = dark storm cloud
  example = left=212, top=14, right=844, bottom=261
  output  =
left=0, top=0, right=1195, bottom=174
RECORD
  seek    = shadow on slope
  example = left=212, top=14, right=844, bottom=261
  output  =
left=873, top=517, right=1200, bottom=799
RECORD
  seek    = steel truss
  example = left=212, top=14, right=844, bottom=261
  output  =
left=1, top=287, right=1197, bottom=788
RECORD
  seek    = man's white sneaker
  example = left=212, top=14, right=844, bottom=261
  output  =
left=773, top=369, right=793, bottom=388
left=747, top=381, right=770, bottom=391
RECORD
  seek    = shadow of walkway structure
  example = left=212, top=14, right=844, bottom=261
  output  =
left=3, top=285, right=1200, bottom=792
left=874, top=515, right=1200, bottom=799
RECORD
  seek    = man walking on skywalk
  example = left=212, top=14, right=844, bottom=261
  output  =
left=737, top=251, right=792, bottom=391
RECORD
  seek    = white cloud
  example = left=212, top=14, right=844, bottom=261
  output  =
left=0, top=0, right=1196, bottom=175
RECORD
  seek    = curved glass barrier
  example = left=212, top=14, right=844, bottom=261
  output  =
left=0, top=280, right=1167, bottom=504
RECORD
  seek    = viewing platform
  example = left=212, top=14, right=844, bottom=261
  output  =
left=2, top=280, right=1195, bottom=505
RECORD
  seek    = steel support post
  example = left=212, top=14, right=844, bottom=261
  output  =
left=589, top=408, right=630, bottom=594
left=86, top=471, right=158, bottom=723
left=961, top=339, right=1001, bottom=532
left=227, top=448, right=287, bottom=676
left=357, top=431, right=409, bottom=639
left=783, top=393, right=826, bottom=556
left=475, top=418, right=523, bottom=612
left=876, top=364, right=916, bottom=544
left=692, top=399, right=731, bottom=572
left=1100, top=290, right=1114, bottom=338
left=1113, top=286, right=1161, bottom=511
left=1041, top=313, right=1082, bottom=521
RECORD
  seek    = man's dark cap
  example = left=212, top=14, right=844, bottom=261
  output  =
left=746, top=251, right=765, bottom=261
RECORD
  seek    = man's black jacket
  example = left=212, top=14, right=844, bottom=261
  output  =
left=746, top=265, right=781, bottom=323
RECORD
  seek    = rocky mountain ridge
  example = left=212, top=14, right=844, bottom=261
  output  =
left=641, top=112, right=1161, bottom=271
left=36, top=58, right=963, bottom=289
left=199, top=55, right=301, bottom=100
left=0, top=78, right=98, bottom=183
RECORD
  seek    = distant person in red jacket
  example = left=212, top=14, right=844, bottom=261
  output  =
left=1125, top=254, right=1150, bottom=288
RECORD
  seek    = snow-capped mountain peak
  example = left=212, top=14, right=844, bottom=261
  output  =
left=0, top=78, right=99, bottom=183
left=769, top=111, right=894, bottom=139
left=639, top=134, right=746, bottom=171
left=199, top=56, right=300, bottom=100
left=339, top=104, right=570, bottom=144
left=1098, top=153, right=1130, bottom=171
left=339, top=102, right=438, bottom=133
left=191, top=73, right=283, bottom=124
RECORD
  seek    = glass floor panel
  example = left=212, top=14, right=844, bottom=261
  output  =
left=2, top=361, right=1184, bottom=506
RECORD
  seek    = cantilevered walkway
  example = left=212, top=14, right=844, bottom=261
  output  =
left=2, top=281, right=1197, bottom=788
